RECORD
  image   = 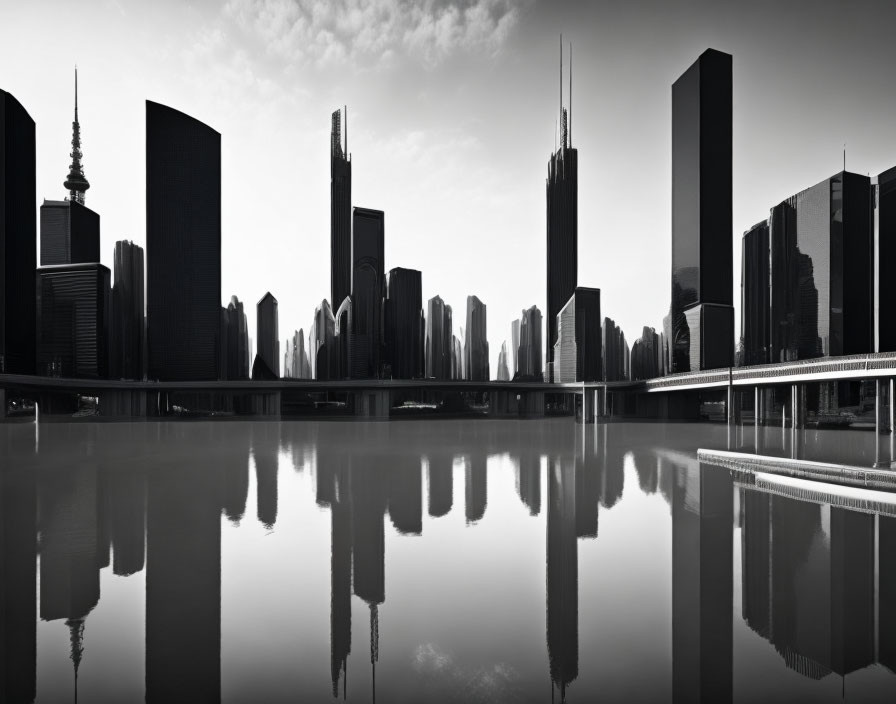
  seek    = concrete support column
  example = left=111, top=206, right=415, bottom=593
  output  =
left=578, top=388, right=595, bottom=424
left=874, top=379, right=885, bottom=468
left=726, top=384, right=735, bottom=449
left=790, top=383, right=805, bottom=460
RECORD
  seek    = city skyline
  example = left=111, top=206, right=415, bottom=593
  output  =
left=5, top=1, right=896, bottom=376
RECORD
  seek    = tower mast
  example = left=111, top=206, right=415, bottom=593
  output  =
left=63, top=66, right=90, bottom=204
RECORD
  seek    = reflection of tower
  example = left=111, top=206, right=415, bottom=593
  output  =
left=0, top=462, right=37, bottom=703
left=575, top=426, right=599, bottom=538
left=330, top=459, right=353, bottom=697
left=464, top=454, right=487, bottom=524
left=546, top=457, right=578, bottom=700
left=880, top=517, right=896, bottom=671
left=222, top=431, right=250, bottom=524
left=100, top=464, right=147, bottom=576
left=389, top=456, right=422, bottom=535
left=672, top=461, right=732, bottom=703
left=252, top=424, right=280, bottom=529
left=426, top=454, right=453, bottom=518
left=515, top=454, right=541, bottom=516
left=146, top=435, right=222, bottom=703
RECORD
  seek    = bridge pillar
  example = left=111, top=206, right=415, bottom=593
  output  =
left=577, top=389, right=595, bottom=424
left=353, top=390, right=391, bottom=419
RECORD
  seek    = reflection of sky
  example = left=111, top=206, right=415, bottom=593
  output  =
left=5, top=419, right=896, bottom=701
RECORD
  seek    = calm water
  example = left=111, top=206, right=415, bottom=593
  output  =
left=2, top=419, right=896, bottom=703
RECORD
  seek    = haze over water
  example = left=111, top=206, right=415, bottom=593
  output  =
left=2, top=419, right=895, bottom=703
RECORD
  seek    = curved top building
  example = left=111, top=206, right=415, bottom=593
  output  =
left=145, top=101, right=221, bottom=381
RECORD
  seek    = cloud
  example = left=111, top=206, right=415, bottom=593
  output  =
left=224, top=0, right=527, bottom=68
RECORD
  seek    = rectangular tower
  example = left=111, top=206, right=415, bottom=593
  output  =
left=40, top=199, right=100, bottom=266
left=351, top=207, right=384, bottom=379
left=331, top=108, right=352, bottom=312
left=111, top=240, right=145, bottom=380
left=877, top=165, right=896, bottom=351
left=553, top=287, right=601, bottom=383
left=671, top=48, right=734, bottom=372
left=146, top=101, right=221, bottom=381
left=740, top=221, right=769, bottom=366
left=385, top=267, right=423, bottom=379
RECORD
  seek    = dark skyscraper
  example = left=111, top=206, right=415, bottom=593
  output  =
left=222, top=295, right=249, bottom=380
left=254, top=292, right=279, bottom=379
left=39, top=199, right=100, bottom=266
left=425, top=295, right=452, bottom=380
left=554, top=287, right=601, bottom=383
left=464, top=295, right=489, bottom=381
left=331, top=107, right=352, bottom=314
left=385, top=267, right=423, bottom=379
left=631, top=326, right=661, bottom=380
left=670, top=48, right=733, bottom=372
left=546, top=44, right=578, bottom=382
left=146, top=100, right=221, bottom=382
left=0, top=88, right=36, bottom=375
left=879, top=166, right=896, bottom=352
left=602, top=317, right=628, bottom=381
left=111, top=240, right=145, bottom=380
left=36, top=263, right=111, bottom=378
left=516, top=305, right=543, bottom=380
left=351, top=207, right=385, bottom=379
left=740, top=220, right=769, bottom=366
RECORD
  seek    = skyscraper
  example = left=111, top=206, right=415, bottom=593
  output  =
left=0, top=88, right=36, bottom=375
left=602, top=317, right=628, bottom=381
left=740, top=221, right=769, bottom=366
left=516, top=305, right=543, bottom=381
left=331, top=108, right=352, bottom=314
left=334, top=296, right=352, bottom=379
left=546, top=43, right=578, bottom=382
left=553, top=287, right=601, bottom=383
left=39, top=199, right=99, bottom=266
left=351, top=207, right=385, bottom=379
left=670, top=48, right=733, bottom=372
left=385, top=267, right=423, bottom=379
left=111, top=240, right=145, bottom=380
left=253, top=292, right=279, bottom=379
left=221, top=295, right=249, bottom=381
left=497, top=341, right=510, bottom=381
left=146, top=101, right=221, bottom=381
left=879, top=166, right=896, bottom=352
left=425, top=295, right=452, bottom=380
left=464, top=295, right=489, bottom=381
left=631, top=326, right=662, bottom=380
left=311, top=299, right=337, bottom=380
left=511, top=318, right=521, bottom=376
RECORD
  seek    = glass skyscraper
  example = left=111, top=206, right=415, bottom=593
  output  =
left=351, top=207, right=385, bottom=379
left=331, top=108, right=352, bottom=312
left=385, top=267, right=423, bottom=379
left=740, top=221, right=769, bottom=366
left=39, top=199, right=100, bottom=266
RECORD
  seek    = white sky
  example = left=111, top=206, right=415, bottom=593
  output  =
left=3, top=0, right=896, bottom=376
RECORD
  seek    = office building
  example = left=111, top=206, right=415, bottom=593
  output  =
left=146, top=101, right=221, bottom=381
left=351, top=207, right=385, bottom=379
left=464, top=295, right=489, bottom=381
left=110, top=241, right=145, bottom=380
left=879, top=166, right=896, bottom=352
left=310, top=299, right=337, bottom=380
left=602, top=317, right=628, bottom=381
left=516, top=305, right=543, bottom=381
left=497, top=341, right=510, bottom=381
left=670, top=48, right=734, bottom=372
left=632, top=326, right=663, bottom=380
left=451, top=333, right=463, bottom=380
left=254, top=292, right=279, bottom=379
left=740, top=220, right=769, bottom=366
left=385, top=267, right=423, bottom=379
left=331, top=108, right=352, bottom=315
left=0, top=88, right=36, bottom=374
left=546, top=45, right=578, bottom=382
left=221, top=295, right=249, bottom=381
left=40, top=200, right=100, bottom=266
left=425, top=295, right=452, bottom=380
left=553, top=287, right=601, bottom=383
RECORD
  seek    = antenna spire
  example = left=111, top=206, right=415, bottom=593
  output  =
left=569, top=42, right=572, bottom=147
left=344, top=105, right=348, bottom=159
left=559, top=34, right=563, bottom=139
left=64, top=65, right=90, bottom=204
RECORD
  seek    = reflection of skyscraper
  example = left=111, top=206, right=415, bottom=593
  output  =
left=102, top=465, right=147, bottom=577
left=670, top=49, right=733, bottom=372
left=222, top=429, right=250, bottom=524
left=252, top=424, right=279, bottom=529
left=389, top=456, right=422, bottom=535
left=146, top=100, right=221, bottom=382
left=546, top=457, right=578, bottom=700
left=464, top=455, right=487, bottom=524
left=575, top=430, right=599, bottom=539
left=330, top=458, right=352, bottom=696
left=880, top=516, right=896, bottom=671
left=351, top=207, right=385, bottom=379
left=515, top=454, right=541, bottom=517
left=671, top=461, right=732, bottom=703
left=427, top=454, right=453, bottom=518
left=331, top=108, right=352, bottom=313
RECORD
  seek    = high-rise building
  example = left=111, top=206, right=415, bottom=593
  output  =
left=425, top=295, right=452, bottom=379
left=451, top=333, right=463, bottom=380
left=334, top=296, right=352, bottom=379
left=253, top=292, right=279, bottom=379
left=283, top=328, right=310, bottom=379
left=769, top=171, right=872, bottom=361
left=385, top=267, right=423, bottom=379
left=631, top=326, right=662, bottom=380
left=740, top=221, right=769, bottom=366
left=601, top=317, right=628, bottom=381
left=111, top=241, right=145, bottom=380
left=553, top=287, right=601, bottom=383
left=511, top=318, right=521, bottom=376
left=351, top=207, right=385, bottom=379
left=221, top=295, right=249, bottom=380
left=36, top=263, right=111, bottom=378
left=0, top=88, right=36, bottom=375
left=146, top=101, right=221, bottom=381
left=310, top=299, right=337, bottom=380
left=331, top=108, right=352, bottom=315
left=464, top=295, right=489, bottom=381
left=516, top=305, right=543, bottom=381
left=670, top=48, right=734, bottom=372
left=39, top=200, right=100, bottom=266
left=879, top=166, right=896, bottom=352
left=497, top=341, right=510, bottom=381
left=546, top=44, right=578, bottom=382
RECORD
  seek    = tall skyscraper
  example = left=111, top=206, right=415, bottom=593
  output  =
left=497, top=341, right=510, bottom=381
left=516, top=305, right=543, bottom=381
left=111, top=240, right=145, bottom=380
left=384, top=267, right=423, bottom=379
left=310, top=299, right=337, bottom=380
left=740, top=221, right=769, bottom=366
left=253, top=292, right=279, bottom=379
left=146, top=101, right=221, bottom=381
left=602, top=317, right=628, bottom=381
left=331, top=108, right=352, bottom=314
left=351, top=207, right=385, bottom=379
left=0, top=88, right=36, bottom=375
left=879, top=166, right=896, bottom=352
left=464, top=295, right=489, bottom=381
left=221, top=295, right=249, bottom=381
left=631, top=326, right=662, bottom=380
left=546, top=43, right=578, bottom=382
left=39, top=199, right=99, bottom=266
left=670, top=48, right=734, bottom=372
left=553, top=287, right=601, bottom=383
left=425, top=295, right=452, bottom=380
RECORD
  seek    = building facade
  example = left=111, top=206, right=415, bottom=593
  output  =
left=740, top=221, right=769, bottom=366
left=331, top=108, right=352, bottom=312
left=385, top=267, right=423, bottom=379
left=39, top=199, right=100, bottom=266
left=110, top=240, right=145, bottom=380
left=146, top=101, right=221, bottom=381
left=464, top=295, right=489, bottom=381
left=602, top=317, right=628, bottom=381
left=516, top=305, right=543, bottom=381
left=553, top=287, right=601, bottom=383
left=425, top=295, right=452, bottom=380
left=221, top=295, right=249, bottom=381
left=879, top=166, right=896, bottom=352
left=351, top=207, right=385, bottom=379
left=254, top=292, right=279, bottom=379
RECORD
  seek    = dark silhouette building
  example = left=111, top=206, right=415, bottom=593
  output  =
left=425, top=295, right=452, bottom=380
left=146, top=101, right=221, bottom=381
left=515, top=305, right=543, bottom=380
left=464, top=295, right=489, bottom=381
left=351, top=208, right=385, bottom=379
left=631, top=326, right=662, bottom=380
left=670, top=48, right=733, bottom=372
left=335, top=296, right=352, bottom=379
left=254, top=292, right=279, bottom=379
left=879, top=166, right=896, bottom=352
left=311, top=299, right=338, bottom=380
left=740, top=220, right=769, bottom=366
left=111, top=240, right=145, bottom=380
left=331, top=108, right=352, bottom=314
left=385, top=267, right=423, bottom=379
left=221, top=295, right=249, bottom=380
left=40, top=199, right=100, bottom=266
left=554, top=287, right=601, bottom=383
left=0, top=88, right=36, bottom=375
left=36, top=263, right=111, bottom=378
left=602, top=316, right=628, bottom=381
left=546, top=45, right=578, bottom=383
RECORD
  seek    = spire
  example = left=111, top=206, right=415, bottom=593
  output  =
left=66, top=618, right=85, bottom=704
left=569, top=42, right=572, bottom=147
left=64, top=66, right=90, bottom=204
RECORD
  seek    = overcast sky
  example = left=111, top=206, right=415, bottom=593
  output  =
left=4, top=0, right=896, bottom=375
